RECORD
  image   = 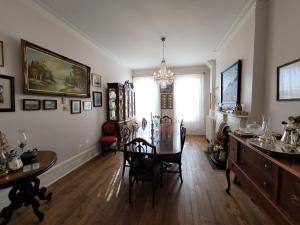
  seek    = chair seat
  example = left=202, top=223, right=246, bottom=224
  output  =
left=101, top=136, right=117, bottom=144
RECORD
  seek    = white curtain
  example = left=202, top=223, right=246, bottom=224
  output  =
left=133, top=76, right=160, bottom=122
left=174, top=74, right=204, bottom=135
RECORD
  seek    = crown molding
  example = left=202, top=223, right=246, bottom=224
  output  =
left=26, top=0, right=128, bottom=68
left=214, top=0, right=256, bottom=54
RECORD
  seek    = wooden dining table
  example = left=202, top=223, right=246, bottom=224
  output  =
left=118, top=122, right=181, bottom=157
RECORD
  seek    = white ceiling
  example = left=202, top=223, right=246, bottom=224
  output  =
left=35, top=0, right=249, bottom=69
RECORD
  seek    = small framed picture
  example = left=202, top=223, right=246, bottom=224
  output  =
left=0, top=74, right=15, bottom=112
left=83, top=101, right=92, bottom=111
left=93, top=91, right=102, bottom=107
left=23, top=99, right=41, bottom=111
left=91, top=73, right=102, bottom=87
left=70, top=100, right=81, bottom=114
left=0, top=41, right=3, bottom=67
left=43, top=100, right=57, bottom=110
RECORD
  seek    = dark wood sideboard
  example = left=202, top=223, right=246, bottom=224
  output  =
left=226, top=133, right=300, bottom=225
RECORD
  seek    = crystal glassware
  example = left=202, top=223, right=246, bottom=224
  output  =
left=17, top=130, right=27, bottom=153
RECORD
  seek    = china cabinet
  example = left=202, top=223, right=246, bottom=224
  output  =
left=107, top=83, right=136, bottom=136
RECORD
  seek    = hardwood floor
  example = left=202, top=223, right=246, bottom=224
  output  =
left=8, top=136, right=275, bottom=225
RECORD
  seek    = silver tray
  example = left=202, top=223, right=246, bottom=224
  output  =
left=247, top=138, right=300, bottom=155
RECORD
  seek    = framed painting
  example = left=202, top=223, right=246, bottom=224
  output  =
left=0, top=41, right=3, bottom=67
left=91, top=73, right=102, bottom=87
left=277, top=58, right=300, bottom=101
left=23, top=99, right=41, bottom=111
left=22, top=40, right=91, bottom=98
left=70, top=100, right=81, bottom=114
left=221, top=60, right=242, bottom=108
left=43, top=100, right=57, bottom=110
left=83, top=101, right=92, bottom=111
left=93, top=91, right=102, bottom=107
left=0, top=75, right=15, bottom=112
left=160, top=83, right=173, bottom=93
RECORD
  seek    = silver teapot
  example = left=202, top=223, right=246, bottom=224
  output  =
left=281, top=116, right=300, bottom=146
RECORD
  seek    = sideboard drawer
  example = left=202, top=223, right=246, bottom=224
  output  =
left=278, top=170, right=300, bottom=223
left=240, top=144, right=278, bottom=180
left=229, top=136, right=238, bottom=163
left=239, top=157, right=276, bottom=200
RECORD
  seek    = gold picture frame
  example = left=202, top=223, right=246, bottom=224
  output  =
left=22, top=40, right=91, bottom=98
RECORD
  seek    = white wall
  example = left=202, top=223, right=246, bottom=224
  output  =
left=216, top=5, right=255, bottom=115
left=263, top=0, right=300, bottom=132
left=0, top=0, right=130, bottom=163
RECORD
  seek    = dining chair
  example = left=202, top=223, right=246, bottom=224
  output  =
left=160, top=115, right=173, bottom=124
left=161, top=126, right=186, bottom=183
left=124, top=138, right=161, bottom=207
left=100, top=121, right=118, bottom=153
left=120, top=125, right=131, bottom=177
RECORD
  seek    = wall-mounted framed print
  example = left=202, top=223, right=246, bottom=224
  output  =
left=22, top=39, right=91, bottom=98
left=277, top=58, right=300, bottom=101
left=43, top=99, right=57, bottom=110
left=221, top=60, right=242, bottom=108
left=70, top=100, right=81, bottom=114
left=0, top=75, right=15, bottom=112
left=23, top=99, right=41, bottom=111
left=160, top=83, right=173, bottom=93
left=0, top=41, right=4, bottom=67
left=93, top=91, right=102, bottom=107
left=91, top=73, right=102, bottom=87
left=83, top=101, right=92, bottom=111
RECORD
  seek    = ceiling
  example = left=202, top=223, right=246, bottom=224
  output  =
left=35, top=0, right=249, bottom=69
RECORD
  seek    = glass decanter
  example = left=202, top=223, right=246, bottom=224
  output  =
left=259, top=116, right=274, bottom=143
left=17, top=130, right=27, bottom=153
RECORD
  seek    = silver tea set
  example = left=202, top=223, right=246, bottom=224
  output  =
left=281, top=115, right=300, bottom=146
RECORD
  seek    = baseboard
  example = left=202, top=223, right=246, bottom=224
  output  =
left=0, top=144, right=100, bottom=208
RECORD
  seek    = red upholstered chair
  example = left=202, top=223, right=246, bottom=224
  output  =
left=100, top=121, right=118, bottom=153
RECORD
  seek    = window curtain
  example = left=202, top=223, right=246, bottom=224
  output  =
left=174, top=74, right=204, bottom=135
left=133, top=76, right=160, bottom=122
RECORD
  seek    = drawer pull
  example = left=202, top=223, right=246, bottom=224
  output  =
left=290, top=194, right=300, bottom=207
left=264, top=164, right=269, bottom=169
left=263, top=181, right=268, bottom=187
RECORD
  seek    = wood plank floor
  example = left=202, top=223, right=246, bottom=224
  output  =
left=8, top=136, right=275, bottom=225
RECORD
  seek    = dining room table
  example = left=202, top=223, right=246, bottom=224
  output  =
left=118, top=122, right=182, bottom=158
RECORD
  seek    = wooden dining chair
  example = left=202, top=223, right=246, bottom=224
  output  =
left=100, top=121, right=118, bottom=153
left=160, top=115, right=173, bottom=124
left=161, top=126, right=187, bottom=183
left=120, top=125, right=131, bottom=177
left=124, top=138, right=161, bottom=207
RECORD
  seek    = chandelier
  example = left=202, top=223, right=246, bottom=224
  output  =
left=153, top=37, right=174, bottom=86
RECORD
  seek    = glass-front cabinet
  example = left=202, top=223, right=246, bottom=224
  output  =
left=107, top=82, right=135, bottom=123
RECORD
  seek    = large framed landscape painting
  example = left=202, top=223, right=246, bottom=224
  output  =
left=221, top=60, right=242, bottom=108
left=22, top=40, right=91, bottom=97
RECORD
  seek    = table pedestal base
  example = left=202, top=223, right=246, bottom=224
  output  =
left=0, top=177, right=52, bottom=225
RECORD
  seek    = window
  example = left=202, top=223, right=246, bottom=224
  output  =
left=174, top=74, right=204, bottom=134
left=133, top=76, right=160, bottom=122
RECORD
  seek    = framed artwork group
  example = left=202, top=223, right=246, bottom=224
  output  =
left=0, top=39, right=105, bottom=115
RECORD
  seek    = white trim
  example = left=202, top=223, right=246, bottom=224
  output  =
left=25, top=0, right=127, bottom=67
left=0, top=144, right=100, bottom=208
left=214, top=0, right=256, bottom=54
